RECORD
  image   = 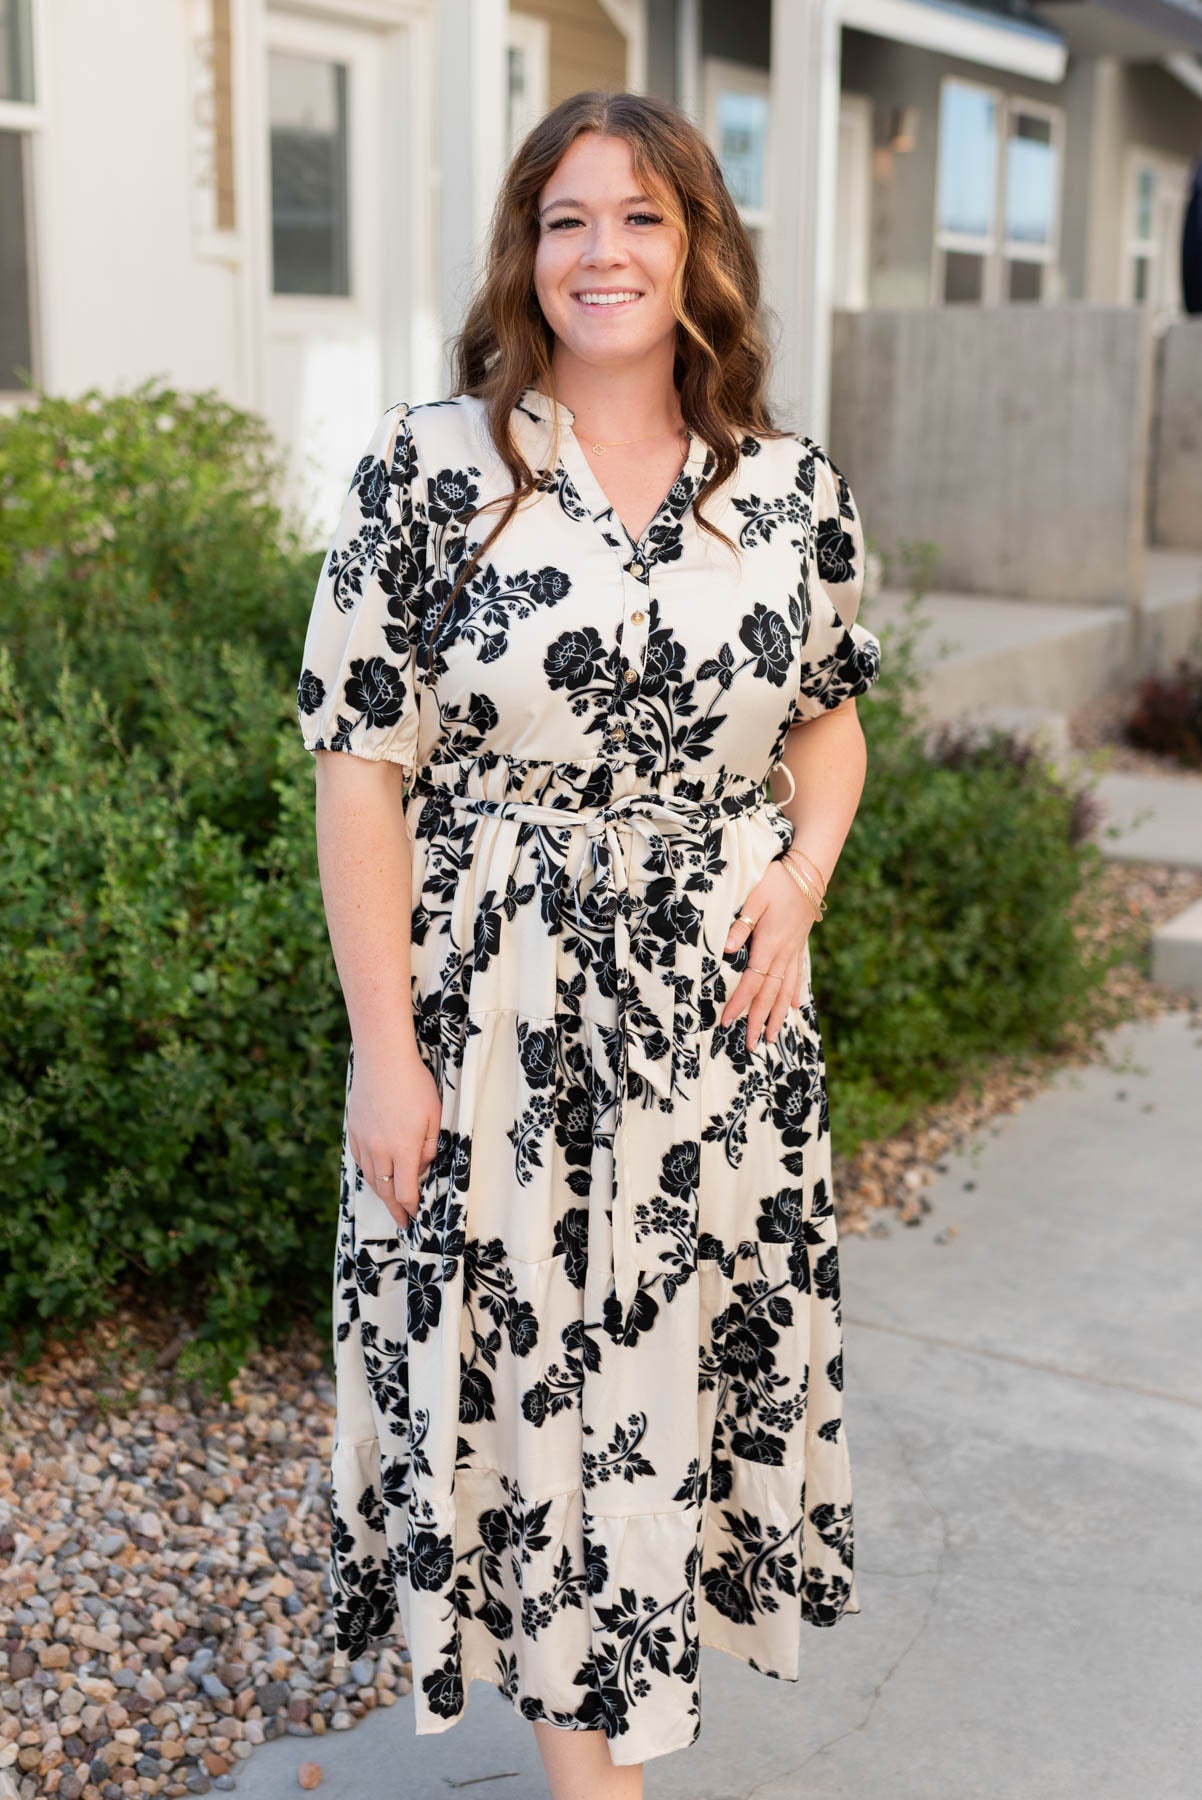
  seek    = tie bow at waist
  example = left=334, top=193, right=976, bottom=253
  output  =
left=424, top=774, right=779, bottom=1317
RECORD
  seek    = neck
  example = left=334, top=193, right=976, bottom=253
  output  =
left=547, top=345, right=684, bottom=442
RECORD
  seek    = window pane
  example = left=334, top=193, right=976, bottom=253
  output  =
left=0, top=0, right=34, bottom=104
left=717, top=89, right=769, bottom=212
left=944, top=249, right=984, bottom=303
left=1005, top=111, right=1056, bottom=248
left=937, top=82, right=998, bottom=239
left=269, top=52, right=349, bottom=297
left=1007, top=258, right=1042, bottom=302
left=1134, top=167, right=1155, bottom=243
left=0, top=130, right=33, bottom=389
left=1133, top=255, right=1150, bottom=303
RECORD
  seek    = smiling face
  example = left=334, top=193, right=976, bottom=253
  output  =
left=533, top=131, right=683, bottom=374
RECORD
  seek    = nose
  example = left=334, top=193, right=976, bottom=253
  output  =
left=579, top=216, right=629, bottom=269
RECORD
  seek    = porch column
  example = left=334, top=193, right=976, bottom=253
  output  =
left=434, top=0, right=508, bottom=388
left=765, top=0, right=842, bottom=438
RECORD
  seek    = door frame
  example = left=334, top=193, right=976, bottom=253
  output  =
left=835, top=91, right=872, bottom=309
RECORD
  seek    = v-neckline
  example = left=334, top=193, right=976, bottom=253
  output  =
left=518, top=384, right=710, bottom=563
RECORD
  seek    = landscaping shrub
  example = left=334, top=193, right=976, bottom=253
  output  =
left=1123, top=660, right=1202, bottom=770
left=815, top=618, right=1115, bottom=1147
left=0, top=386, right=1117, bottom=1390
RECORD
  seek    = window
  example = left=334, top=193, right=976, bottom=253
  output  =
left=703, top=59, right=770, bottom=267
left=934, top=78, right=1062, bottom=305
left=0, top=0, right=33, bottom=102
left=506, top=11, right=548, bottom=162
left=1, top=0, right=37, bottom=394
left=1003, top=104, right=1058, bottom=301
left=268, top=50, right=350, bottom=297
left=1124, top=151, right=1189, bottom=322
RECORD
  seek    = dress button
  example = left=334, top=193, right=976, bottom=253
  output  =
left=623, top=668, right=637, bottom=684
left=630, top=609, right=645, bottom=624
left=629, top=561, right=644, bottom=578
left=610, top=723, right=627, bottom=741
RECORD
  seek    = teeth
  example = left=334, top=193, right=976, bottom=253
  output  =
left=577, top=292, right=642, bottom=306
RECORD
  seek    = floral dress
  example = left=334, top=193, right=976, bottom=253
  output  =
left=296, top=384, right=881, bottom=1766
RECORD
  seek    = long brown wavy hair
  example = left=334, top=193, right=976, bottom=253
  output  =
left=426, top=87, right=791, bottom=654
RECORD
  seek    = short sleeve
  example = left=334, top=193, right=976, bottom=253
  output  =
left=295, top=401, right=427, bottom=775
left=789, top=444, right=881, bottom=724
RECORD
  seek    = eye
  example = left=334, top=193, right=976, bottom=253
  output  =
left=629, top=212, right=662, bottom=226
left=545, top=216, right=583, bottom=230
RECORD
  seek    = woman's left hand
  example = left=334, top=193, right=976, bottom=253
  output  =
left=721, top=856, right=817, bottom=1051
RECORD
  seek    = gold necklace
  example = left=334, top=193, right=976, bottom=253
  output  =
left=582, top=425, right=689, bottom=456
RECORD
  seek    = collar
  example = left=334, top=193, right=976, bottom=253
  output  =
left=516, top=385, right=575, bottom=425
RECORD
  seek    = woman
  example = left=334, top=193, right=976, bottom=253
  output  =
left=297, top=89, right=880, bottom=1799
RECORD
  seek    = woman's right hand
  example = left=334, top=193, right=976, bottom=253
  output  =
left=347, top=1041, right=442, bottom=1231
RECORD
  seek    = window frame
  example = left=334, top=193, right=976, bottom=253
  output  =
left=1122, top=145, right=1190, bottom=319
left=702, top=56, right=772, bottom=245
left=0, top=0, right=43, bottom=403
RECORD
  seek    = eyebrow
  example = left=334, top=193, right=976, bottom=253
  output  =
left=538, top=194, right=656, bottom=217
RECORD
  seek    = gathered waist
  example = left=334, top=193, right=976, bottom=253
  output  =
left=409, top=753, right=779, bottom=836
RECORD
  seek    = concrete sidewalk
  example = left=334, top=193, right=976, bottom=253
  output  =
left=236, top=1011, right=1202, bottom=1799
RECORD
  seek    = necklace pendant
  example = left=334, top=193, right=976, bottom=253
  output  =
left=592, top=442, right=606, bottom=455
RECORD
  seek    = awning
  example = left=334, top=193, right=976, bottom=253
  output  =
left=838, top=0, right=1067, bottom=83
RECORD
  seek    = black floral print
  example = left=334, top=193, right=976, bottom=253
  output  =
left=299, top=386, right=880, bottom=1766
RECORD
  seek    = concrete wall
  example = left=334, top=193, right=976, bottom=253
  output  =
left=1151, top=319, right=1202, bottom=550
left=828, top=303, right=1154, bottom=606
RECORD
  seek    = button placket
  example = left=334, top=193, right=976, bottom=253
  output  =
left=612, top=562, right=651, bottom=735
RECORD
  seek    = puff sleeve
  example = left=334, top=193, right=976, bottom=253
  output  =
left=295, top=401, right=427, bottom=777
left=789, top=443, right=881, bottom=724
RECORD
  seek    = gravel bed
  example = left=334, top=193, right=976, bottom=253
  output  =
left=3, top=861, right=1199, bottom=1797
left=0, top=1340, right=410, bottom=1797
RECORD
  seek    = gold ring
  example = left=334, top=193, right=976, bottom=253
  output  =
left=736, top=912, right=756, bottom=927
left=748, top=965, right=782, bottom=979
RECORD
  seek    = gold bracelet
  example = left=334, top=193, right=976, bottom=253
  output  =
left=785, top=844, right=830, bottom=893
left=783, top=851, right=827, bottom=911
left=777, top=853, right=824, bottom=920
left=780, top=846, right=827, bottom=900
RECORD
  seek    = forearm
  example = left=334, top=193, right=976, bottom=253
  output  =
left=777, top=700, right=868, bottom=885
left=313, top=752, right=420, bottom=1057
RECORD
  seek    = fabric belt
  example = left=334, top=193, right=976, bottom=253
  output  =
left=428, top=779, right=774, bottom=1317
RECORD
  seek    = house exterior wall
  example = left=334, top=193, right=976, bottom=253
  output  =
left=510, top=0, right=627, bottom=102
left=1085, top=58, right=1202, bottom=304
left=838, top=25, right=1075, bottom=308
left=39, top=0, right=245, bottom=401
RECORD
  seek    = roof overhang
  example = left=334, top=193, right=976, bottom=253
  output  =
left=1163, top=50, right=1202, bottom=97
left=1031, top=1, right=1202, bottom=58
left=838, top=0, right=1068, bottom=82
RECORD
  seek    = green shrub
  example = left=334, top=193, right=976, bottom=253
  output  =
left=815, top=613, right=1115, bottom=1149
left=0, top=379, right=320, bottom=834
left=0, top=386, right=1118, bottom=1390
left=0, top=650, right=347, bottom=1390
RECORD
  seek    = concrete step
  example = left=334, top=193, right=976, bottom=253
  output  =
left=862, top=546, right=1202, bottom=721
left=1092, top=771, right=1202, bottom=870
left=1152, top=900, right=1202, bottom=995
